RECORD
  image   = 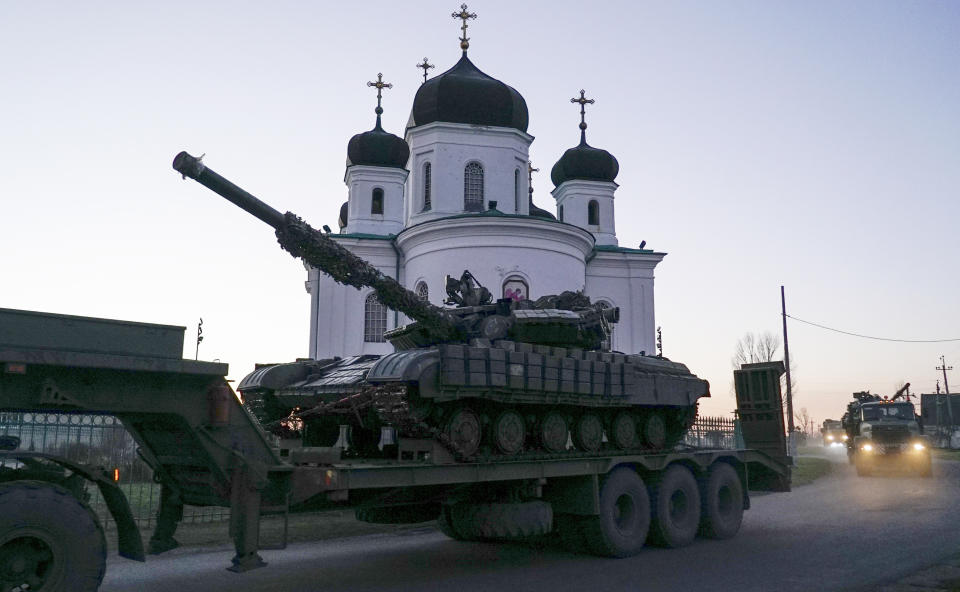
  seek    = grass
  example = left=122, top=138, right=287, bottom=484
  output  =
left=791, top=456, right=833, bottom=487
left=931, top=448, right=960, bottom=461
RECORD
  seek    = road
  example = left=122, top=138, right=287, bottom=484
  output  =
left=101, top=456, right=960, bottom=592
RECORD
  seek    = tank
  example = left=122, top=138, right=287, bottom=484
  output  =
left=173, top=151, right=710, bottom=460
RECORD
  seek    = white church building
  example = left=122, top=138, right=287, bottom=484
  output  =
left=307, top=11, right=664, bottom=360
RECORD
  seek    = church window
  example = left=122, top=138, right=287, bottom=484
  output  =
left=371, top=188, right=384, bottom=215
left=415, top=281, right=429, bottom=302
left=364, top=293, right=387, bottom=342
left=464, top=162, right=484, bottom=212
left=559, top=205, right=564, bottom=222
left=514, top=169, right=520, bottom=213
left=423, top=163, right=432, bottom=211
left=503, top=276, right=528, bottom=302
left=588, top=200, right=599, bottom=225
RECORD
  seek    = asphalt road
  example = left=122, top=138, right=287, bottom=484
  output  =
left=101, top=455, right=960, bottom=592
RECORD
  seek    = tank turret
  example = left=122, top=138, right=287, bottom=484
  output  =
left=174, top=151, right=709, bottom=461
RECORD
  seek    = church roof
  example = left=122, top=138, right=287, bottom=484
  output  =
left=409, top=54, right=528, bottom=132
left=346, top=117, right=409, bottom=169
left=551, top=138, right=620, bottom=186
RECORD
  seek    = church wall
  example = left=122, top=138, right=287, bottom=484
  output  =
left=344, top=166, right=407, bottom=236
left=552, top=179, right=618, bottom=246
left=584, top=251, right=664, bottom=355
left=405, top=123, right=533, bottom=225
left=307, top=239, right=398, bottom=358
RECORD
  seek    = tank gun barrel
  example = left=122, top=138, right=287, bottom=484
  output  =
left=172, top=151, right=461, bottom=340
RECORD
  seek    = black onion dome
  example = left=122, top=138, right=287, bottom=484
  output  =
left=410, top=54, right=528, bottom=132
left=338, top=201, right=348, bottom=229
left=551, top=136, right=619, bottom=186
left=529, top=199, right=556, bottom=220
left=347, top=117, right=410, bottom=169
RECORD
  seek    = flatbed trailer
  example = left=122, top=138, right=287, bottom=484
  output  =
left=0, top=308, right=790, bottom=591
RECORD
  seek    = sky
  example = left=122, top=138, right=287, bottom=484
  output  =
left=2, top=0, right=958, bottom=427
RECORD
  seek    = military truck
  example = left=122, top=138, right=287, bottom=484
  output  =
left=0, top=153, right=791, bottom=590
left=841, top=384, right=932, bottom=477
left=820, top=419, right=846, bottom=448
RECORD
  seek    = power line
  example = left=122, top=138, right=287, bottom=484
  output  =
left=785, top=314, right=960, bottom=343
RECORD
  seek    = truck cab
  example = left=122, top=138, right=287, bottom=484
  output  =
left=849, top=401, right=931, bottom=477
left=820, top=419, right=846, bottom=448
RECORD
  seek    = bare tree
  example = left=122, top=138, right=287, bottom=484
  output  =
left=731, top=331, right=798, bottom=412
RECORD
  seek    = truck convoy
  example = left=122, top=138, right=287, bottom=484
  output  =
left=820, top=419, right=846, bottom=448
left=841, top=383, right=932, bottom=477
left=0, top=153, right=790, bottom=592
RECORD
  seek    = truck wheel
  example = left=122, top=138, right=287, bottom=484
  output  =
left=698, top=463, right=743, bottom=539
left=0, top=480, right=106, bottom=592
left=648, top=464, right=701, bottom=548
left=580, top=467, right=650, bottom=557
left=449, top=501, right=552, bottom=540
left=437, top=505, right=470, bottom=541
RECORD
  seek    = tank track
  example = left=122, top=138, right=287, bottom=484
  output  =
left=259, top=384, right=698, bottom=463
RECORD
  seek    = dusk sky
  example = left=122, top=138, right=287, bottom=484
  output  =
left=2, top=1, right=958, bottom=426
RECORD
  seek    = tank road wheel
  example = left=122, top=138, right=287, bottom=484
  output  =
left=491, top=410, right=526, bottom=456
left=573, top=413, right=604, bottom=453
left=610, top=412, right=638, bottom=450
left=648, top=465, right=701, bottom=548
left=0, top=481, right=107, bottom=592
left=580, top=467, right=651, bottom=557
left=698, top=462, right=744, bottom=539
left=539, top=411, right=569, bottom=453
left=642, top=413, right=667, bottom=449
left=445, top=408, right=482, bottom=457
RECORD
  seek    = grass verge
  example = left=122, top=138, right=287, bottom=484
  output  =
left=791, top=456, right=833, bottom=487
left=931, top=448, right=960, bottom=461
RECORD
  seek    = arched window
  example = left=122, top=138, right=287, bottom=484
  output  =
left=514, top=169, right=520, bottom=213
left=464, top=162, right=484, bottom=212
left=415, top=281, right=429, bottom=302
left=503, top=276, right=529, bottom=302
left=559, top=205, right=564, bottom=222
left=371, top=188, right=384, bottom=215
left=423, top=163, right=432, bottom=211
left=588, top=200, right=599, bottom=225
left=364, top=293, right=387, bottom=343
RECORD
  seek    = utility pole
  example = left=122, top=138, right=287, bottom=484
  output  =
left=937, top=356, right=953, bottom=428
left=781, top=286, right=794, bottom=433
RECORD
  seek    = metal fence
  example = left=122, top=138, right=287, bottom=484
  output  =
left=0, top=412, right=228, bottom=528
left=685, top=415, right=739, bottom=450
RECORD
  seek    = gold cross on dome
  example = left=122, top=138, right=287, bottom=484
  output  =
left=452, top=4, right=477, bottom=52
left=571, top=89, right=595, bottom=126
left=417, top=57, right=434, bottom=83
left=367, top=73, right=393, bottom=111
left=527, top=161, right=539, bottom=195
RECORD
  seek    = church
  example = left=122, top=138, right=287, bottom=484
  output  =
left=307, top=5, right=664, bottom=360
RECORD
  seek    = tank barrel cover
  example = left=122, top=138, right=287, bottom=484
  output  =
left=172, top=151, right=462, bottom=340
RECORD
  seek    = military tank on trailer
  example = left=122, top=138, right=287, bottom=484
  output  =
left=173, top=151, right=710, bottom=460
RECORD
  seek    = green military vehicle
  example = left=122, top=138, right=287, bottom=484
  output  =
left=842, top=384, right=932, bottom=477
left=0, top=153, right=790, bottom=591
left=820, top=419, right=846, bottom=448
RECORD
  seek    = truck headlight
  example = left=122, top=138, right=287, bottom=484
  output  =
left=913, top=442, right=925, bottom=451
left=827, top=435, right=834, bottom=441
left=842, top=435, right=849, bottom=441
left=862, top=444, right=873, bottom=452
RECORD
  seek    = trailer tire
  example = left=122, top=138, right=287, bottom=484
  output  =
left=698, top=462, right=743, bottom=539
left=648, top=464, right=701, bottom=548
left=437, top=505, right=470, bottom=540
left=449, top=501, right=552, bottom=540
left=0, top=480, right=106, bottom=592
left=580, top=467, right=650, bottom=557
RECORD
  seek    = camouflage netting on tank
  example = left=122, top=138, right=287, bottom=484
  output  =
left=275, top=213, right=461, bottom=342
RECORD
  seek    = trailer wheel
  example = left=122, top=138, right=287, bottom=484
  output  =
left=579, top=467, right=650, bottom=557
left=437, top=505, right=470, bottom=541
left=698, top=462, right=743, bottom=539
left=0, top=480, right=106, bottom=592
left=449, top=501, right=552, bottom=540
left=648, top=464, right=701, bottom=548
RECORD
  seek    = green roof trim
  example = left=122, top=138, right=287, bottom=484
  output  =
left=592, top=244, right=659, bottom=255
left=332, top=232, right=396, bottom=241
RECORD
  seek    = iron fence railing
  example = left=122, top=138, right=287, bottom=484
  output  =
left=0, top=412, right=228, bottom=528
left=685, top=415, right=738, bottom=450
